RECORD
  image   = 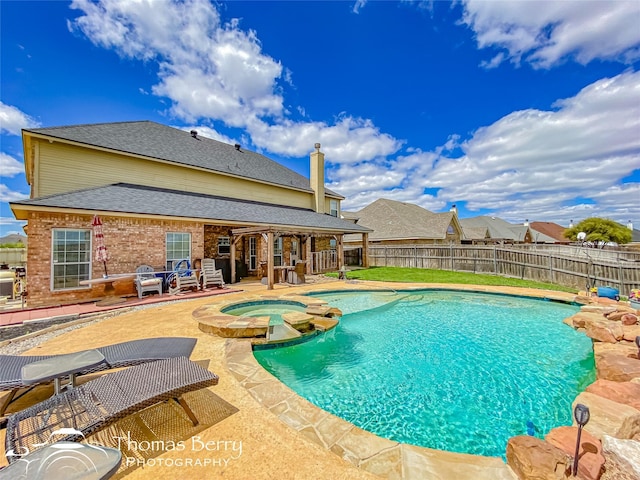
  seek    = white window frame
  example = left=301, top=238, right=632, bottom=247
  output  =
left=166, top=232, right=191, bottom=270
left=249, top=237, right=257, bottom=270
left=51, top=228, right=92, bottom=290
left=218, top=236, right=231, bottom=255
left=273, top=237, right=283, bottom=267
left=330, top=199, right=339, bottom=217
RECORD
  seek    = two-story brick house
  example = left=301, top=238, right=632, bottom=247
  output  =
left=10, top=121, right=370, bottom=306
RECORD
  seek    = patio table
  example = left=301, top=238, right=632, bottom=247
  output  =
left=274, top=265, right=295, bottom=283
left=79, top=274, right=136, bottom=305
left=1, top=441, right=121, bottom=480
left=21, top=349, right=106, bottom=394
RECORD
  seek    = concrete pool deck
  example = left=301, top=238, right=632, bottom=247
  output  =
left=0, top=278, right=631, bottom=479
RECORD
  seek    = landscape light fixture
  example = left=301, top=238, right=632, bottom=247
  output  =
left=572, top=403, right=590, bottom=476
left=636, top=336, right=640, bottom=358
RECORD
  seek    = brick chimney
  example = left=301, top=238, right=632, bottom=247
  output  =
left=310, top=143, right=325, bottom=213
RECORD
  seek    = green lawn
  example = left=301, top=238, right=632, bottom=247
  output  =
left=328, top=266, right=578, bottom=293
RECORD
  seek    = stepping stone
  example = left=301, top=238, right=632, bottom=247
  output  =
left=311, top=317, right=339, bottom=332
left=282, top=311, right=313, bottom=329
left=306, top=305, right=332, bottom=317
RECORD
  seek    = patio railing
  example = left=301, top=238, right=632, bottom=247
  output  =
left=311, top=250, right=338, bottom=274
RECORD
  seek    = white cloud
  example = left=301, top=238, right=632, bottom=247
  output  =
left=247, top=116, right=402, bottom=162
left=335, top=71, right=640, bottom=224
left=460, top=0, right=640, bottom=68
left=70, top=0, right=284, bottom=128
left=0, top=153, right=24, bottom=177
left=431, top=72, right=639, bottom=223
left=69, top=0, right=402, bottom=162
left=352, top=0, right=367, bottom=14
left=0, top=102, right=40, bottom=135
left=0, top=184, right=29, bottom=203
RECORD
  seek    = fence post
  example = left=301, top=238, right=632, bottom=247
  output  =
left=450, top=244, right=454, bottom=271
left=548, top=253, right=554, bottom=283
left=618, top=254, right=624, bottom=293
left=493, top=246, right=497, bottom=274
left=384, top=246, right=387, bottom=267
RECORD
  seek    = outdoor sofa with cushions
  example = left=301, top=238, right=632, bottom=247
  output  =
left=5, top=356, right=218, bottom=464
left=0, top=337, right=197, bottom=415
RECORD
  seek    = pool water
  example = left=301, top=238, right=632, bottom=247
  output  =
left=222, top=300, right=306, bottom=325
left=253, top=290, right=594, bottom=458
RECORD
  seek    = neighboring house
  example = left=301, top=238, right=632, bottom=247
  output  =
left=10, top=121, right=370, bottom=307
left=459, top=216, right=532, bottom=244
left=342, top=198, right=464, bottom=247
left=460, top=226, right=491, bottom=245
left=528, top=221, right=571, bottom=244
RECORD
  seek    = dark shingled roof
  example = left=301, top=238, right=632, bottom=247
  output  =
left=12, top=183, right=369, bottom=233
left=24, top=120, right=342, bottom=198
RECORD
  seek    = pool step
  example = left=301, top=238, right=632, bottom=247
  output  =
left=267, top=323, right=302, bottom=342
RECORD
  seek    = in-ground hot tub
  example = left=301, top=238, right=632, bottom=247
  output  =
left=194, top=295, right=340, bottom=339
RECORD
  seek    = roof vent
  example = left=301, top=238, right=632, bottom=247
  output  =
left=234, top=144, right=241, bottom=151
left=190, top=130, right=198, bottom=138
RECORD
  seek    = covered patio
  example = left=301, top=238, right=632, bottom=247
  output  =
left=229, top=225, right=369, bottom=290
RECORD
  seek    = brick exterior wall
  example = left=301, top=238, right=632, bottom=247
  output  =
left=24, top=212, right=204, bottom=307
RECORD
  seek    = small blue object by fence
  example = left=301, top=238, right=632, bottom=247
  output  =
left=596, top=286, right=620, bottom=301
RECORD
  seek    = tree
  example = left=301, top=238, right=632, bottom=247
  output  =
left=564, top=217, right=632, bottom=248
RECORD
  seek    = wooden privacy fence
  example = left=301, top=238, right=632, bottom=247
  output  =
left=368, top=244, right=640, bottom=294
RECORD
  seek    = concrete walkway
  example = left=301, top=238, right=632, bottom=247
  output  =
left=0, top=279, right=576, bottom=479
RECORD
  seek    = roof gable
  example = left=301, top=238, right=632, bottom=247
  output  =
left=347, top=198, right=459, bottom=241
left=460, top=216, right=530, bottom=241
left=529, top=222, right=571, bottom=242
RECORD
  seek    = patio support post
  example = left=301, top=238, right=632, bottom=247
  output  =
left=336, top=235, right=344, bottom=271
left=267, top=231, right=274, bottom=290
left=362, top=232, right=369, bottom=268
left=230, top=237, right=236, bottom=284
left=305, top=236, right=312, bottom=274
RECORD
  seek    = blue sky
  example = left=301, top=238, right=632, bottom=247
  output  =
left=1, top=0, right=639, bottom=238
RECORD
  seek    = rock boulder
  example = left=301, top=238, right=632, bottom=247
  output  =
left=545, top=426, right=604, bottom=480
left=622, top=324, right=640, bottom=342
left=573, top=392, right=640, bottom=440
left=586, top=379, right=640, bottom=411
left=506, top=435, right=571, bottom=480
left=600, top=436, right=640, bottom=480
left=596, top=353, right=640, bottom=381
left=585, top=320, right=624, bottom=343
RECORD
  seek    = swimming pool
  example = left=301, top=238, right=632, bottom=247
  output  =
left=253, top=290, right=594, bottom=458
